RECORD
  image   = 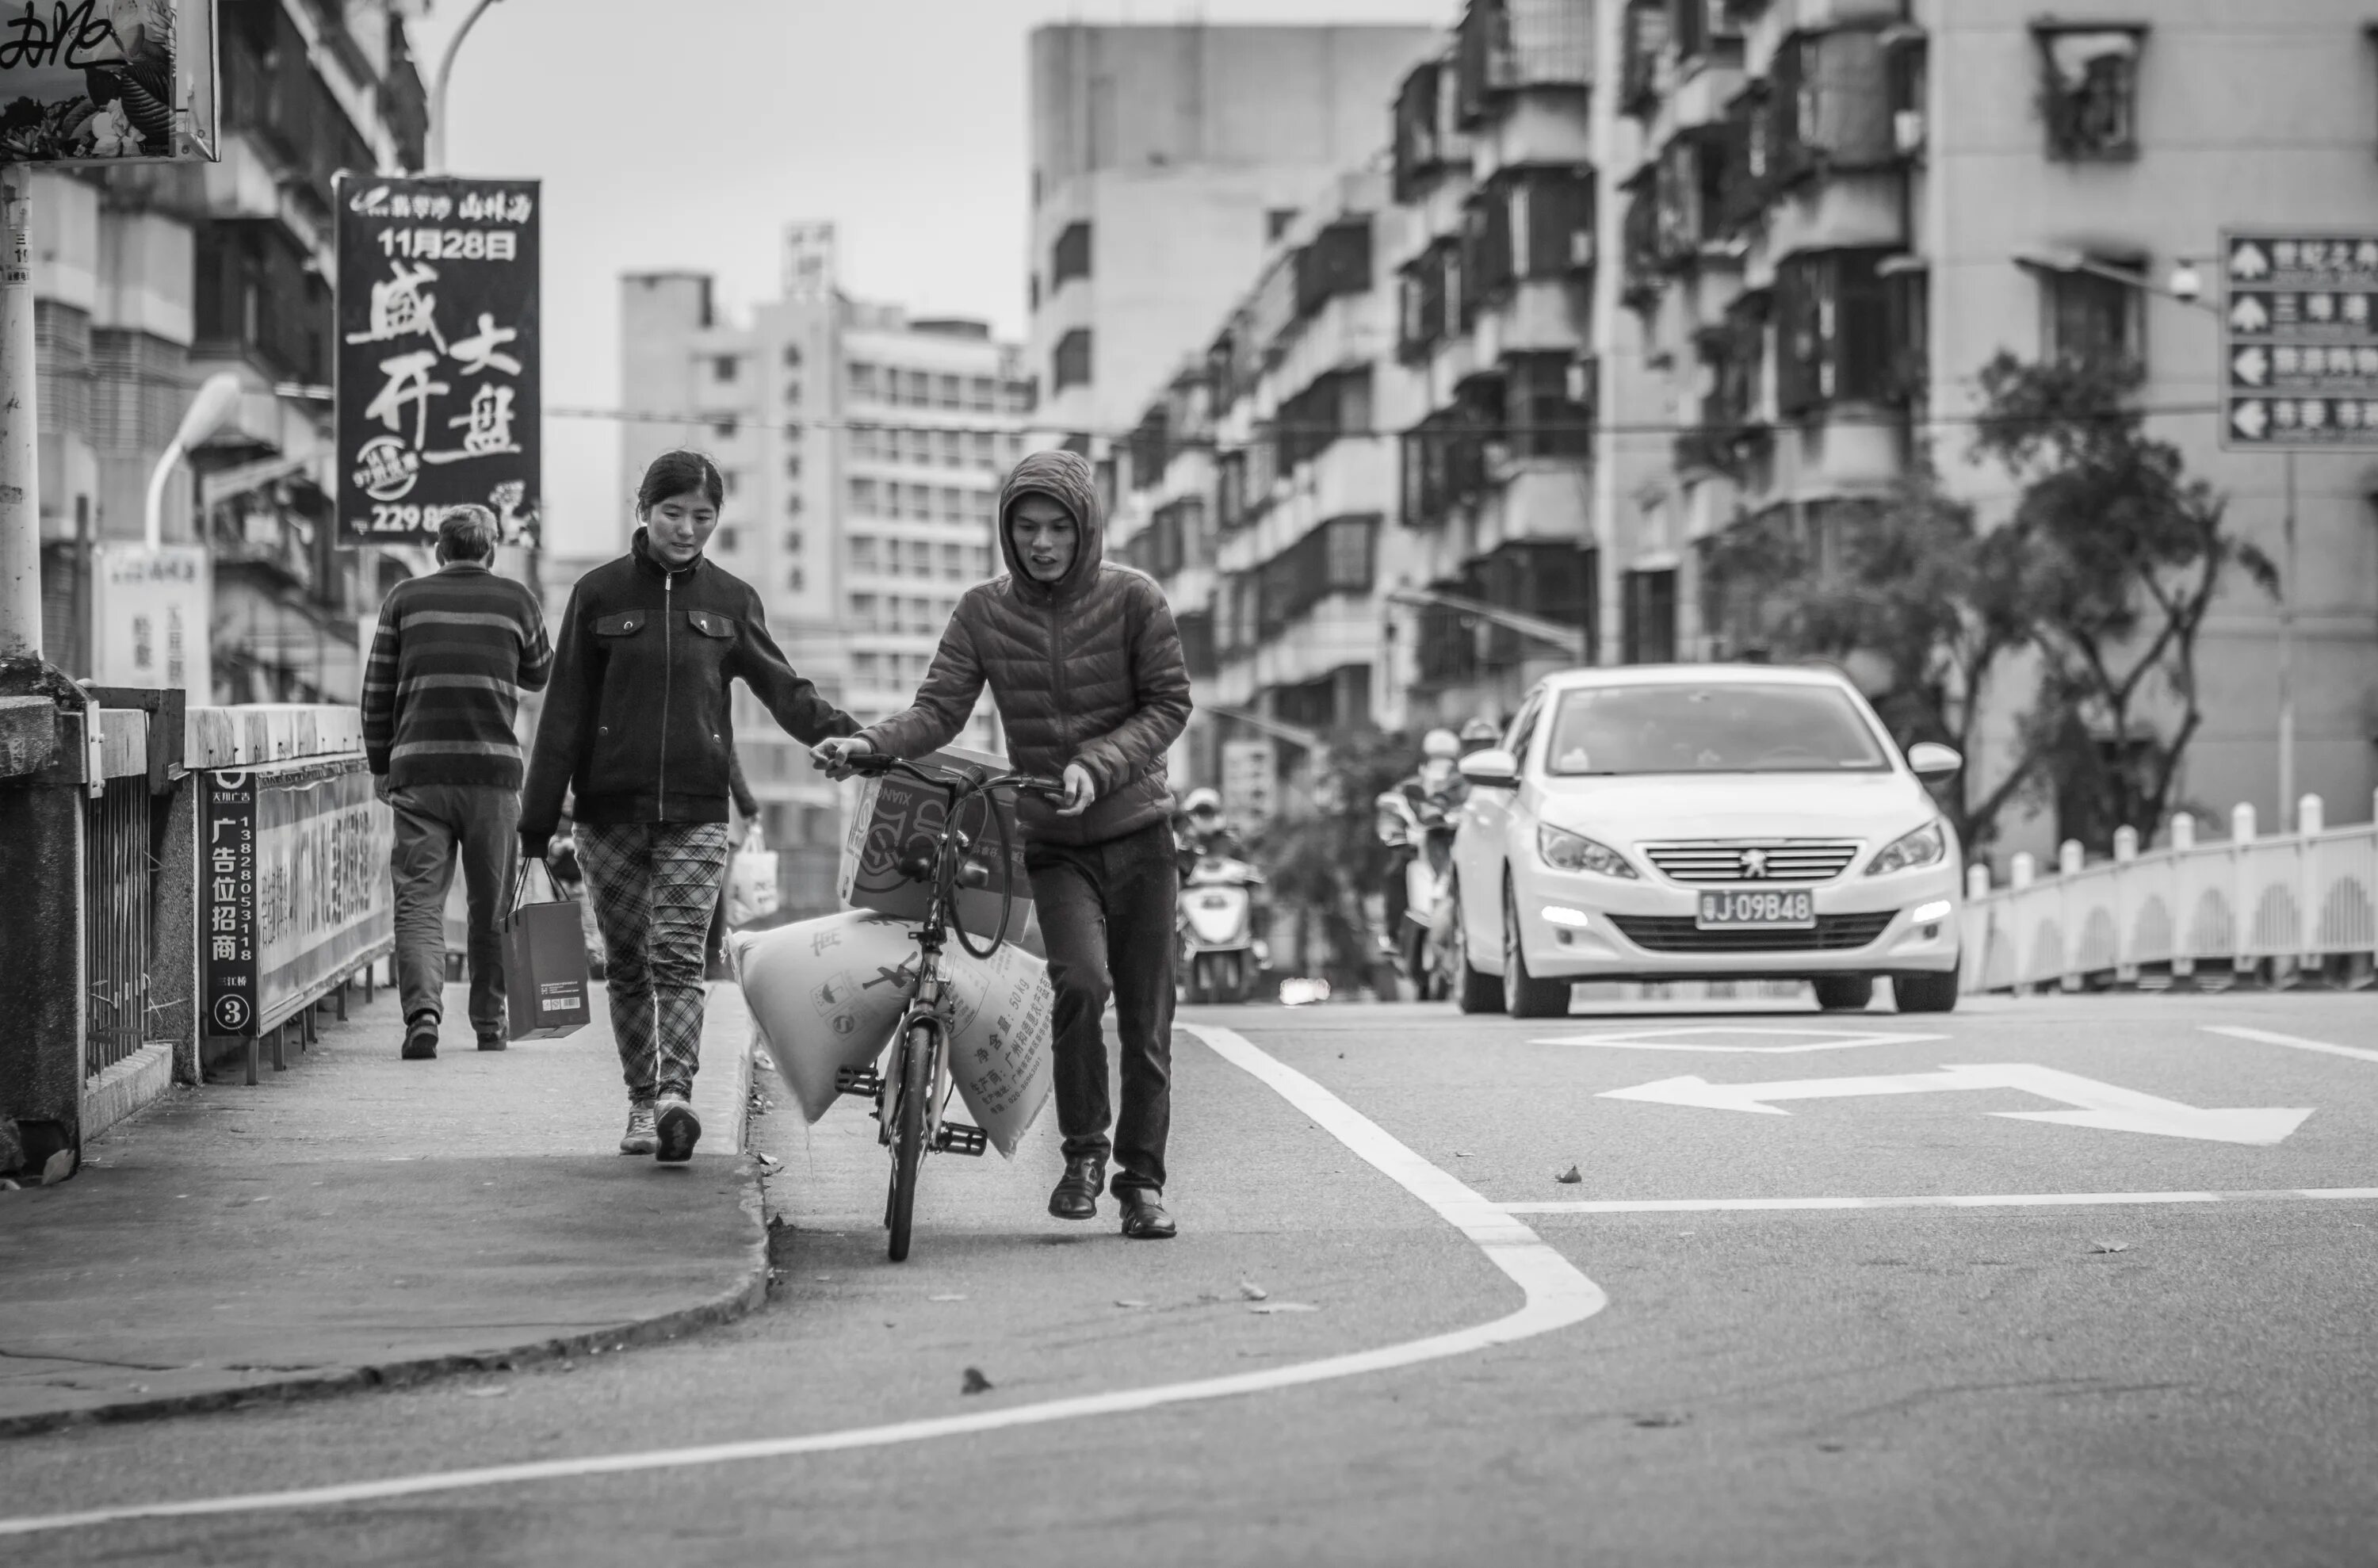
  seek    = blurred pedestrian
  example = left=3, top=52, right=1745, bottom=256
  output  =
left=521, top=451, right=858, bottom=1163
left=362, top=504, right=552, bottom=1061
left=815, top=449, right=1194, bottom=1238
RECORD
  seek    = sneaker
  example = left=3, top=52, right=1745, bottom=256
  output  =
left=476, top=1031, right=507, bottom=1052
left=401, top=1013, right=438, bottom=1061
left=654, top=1096, right=702, bottom=1164
left=619, top=1103, right=659, bottom=1155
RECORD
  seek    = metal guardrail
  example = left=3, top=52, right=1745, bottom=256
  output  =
left=84, top=774, right=155, bottom=1077
left=1960, top=793, right=2378, bottom=993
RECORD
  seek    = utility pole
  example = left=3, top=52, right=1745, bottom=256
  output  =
left=0, top=165, right=40, bottom=660
left=2279, top=449, right=2297, bottom=830
left=428, top=0, right=506, bottom=176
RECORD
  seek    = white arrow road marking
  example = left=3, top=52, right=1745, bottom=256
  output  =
left=1534, top=1025, right=1945, bottom=1054
left=0, top=1025, right=1607, bottom=1541
left=2204, top=1024, right=2378, bottom=1066
left=1600, top=1062, right=2312, bottom=1145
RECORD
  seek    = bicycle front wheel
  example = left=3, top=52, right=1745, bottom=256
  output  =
left=886, top=1019, right=935, bottom=1263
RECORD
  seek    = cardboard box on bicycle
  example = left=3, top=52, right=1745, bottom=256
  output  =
left=731, top=908, right=1054, bottom=1157
left=837, top=743, right=1033, bottom=946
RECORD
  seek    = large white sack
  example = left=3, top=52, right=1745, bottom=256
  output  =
left=732, top=908, right=1054, bottom=1158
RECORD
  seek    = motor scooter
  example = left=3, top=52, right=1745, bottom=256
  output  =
left=1375, top=791, right=1458, bottom=1001
left=1178, top=854, right=1267, bottom=1004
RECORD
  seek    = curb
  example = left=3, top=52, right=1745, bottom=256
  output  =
left=0, top=1027, right=772, bottom=1443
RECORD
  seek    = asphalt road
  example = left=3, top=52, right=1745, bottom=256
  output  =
left=6, top=989, right=2377, bottom=1566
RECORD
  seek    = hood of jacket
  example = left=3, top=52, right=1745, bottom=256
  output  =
left=997, top=449, right=1105, bottom=607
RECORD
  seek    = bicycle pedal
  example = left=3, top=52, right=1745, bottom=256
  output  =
left=835, top=1066, right=884, bottom=1099
left=931, top=1122, right=988, bottom=1157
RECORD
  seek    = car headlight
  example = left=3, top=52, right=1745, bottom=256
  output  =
left=1538, top=824, right=1638, bottom=879
left=1867, top=820, right=1947, bottom=877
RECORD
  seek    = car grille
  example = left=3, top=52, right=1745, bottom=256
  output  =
left=1608, top=912, right=1896, bottom=954
left=1642, top=841, right=1861, bottom=885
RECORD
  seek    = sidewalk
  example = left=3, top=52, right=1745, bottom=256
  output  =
left=0, top=974, right=765, bottom=1436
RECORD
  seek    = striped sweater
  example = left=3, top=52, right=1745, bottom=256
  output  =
left=362, top=562, right=553, bottom=789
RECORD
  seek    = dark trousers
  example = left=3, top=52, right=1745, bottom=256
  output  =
left=1027, top=819, right=1179, bottom=1195
left=390, top=782, right=519, bottom=1037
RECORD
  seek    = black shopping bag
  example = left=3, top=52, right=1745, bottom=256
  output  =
left=503, top=860, right=592, bottom=1041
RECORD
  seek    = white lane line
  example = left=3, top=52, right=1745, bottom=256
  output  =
left=1501, top=1187, right=2378, bottom=1215
left=2204, top=1025, right=2378, bottom=1066
left=0, top=1024, right=1605, bottom=1540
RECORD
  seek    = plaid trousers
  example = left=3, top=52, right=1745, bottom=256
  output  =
left=578, top=821, right=732, bottom=1103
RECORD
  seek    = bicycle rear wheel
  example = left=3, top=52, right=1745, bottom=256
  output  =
left=886, top=1019, right=935, bottom=1263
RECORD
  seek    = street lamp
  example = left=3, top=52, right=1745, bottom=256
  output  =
left=428, top=0, right=507, bottom=175
left=143, top=372, right=245, bottom=552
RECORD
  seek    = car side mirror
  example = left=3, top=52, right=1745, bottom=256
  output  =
left=1459, top=748, right=1520, bottom=790
left=1906, top=742, right=1963, bottom=778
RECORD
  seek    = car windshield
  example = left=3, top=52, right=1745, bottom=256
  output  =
left=1543, top=683, right=1891, bottom=776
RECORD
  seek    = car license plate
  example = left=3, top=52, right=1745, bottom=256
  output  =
left=1696, top=889, right=1816, bottom=929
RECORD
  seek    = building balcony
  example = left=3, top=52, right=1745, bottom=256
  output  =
left=1474, top=94, right=1594, bottom=181
left=1756, top=169, right=1908, bottom=270
left=1244, top=593, right=1380, bottom=699
left=1475, top=461, right=1591, bottom=556
left=1756, top=406, right=1908, bottom=507
left=1665, top=59, right=1745, bottom=136
left=1473, top=278, right=1590, bottom=362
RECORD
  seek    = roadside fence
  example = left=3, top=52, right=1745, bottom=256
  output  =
left=1960, top=792, right=2378, bottom=994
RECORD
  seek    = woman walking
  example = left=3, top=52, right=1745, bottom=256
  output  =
left=522, top=451, right=857, bottom=1161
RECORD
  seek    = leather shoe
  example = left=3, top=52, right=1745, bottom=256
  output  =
left=1118, top=1189, right=1176, bottom=1240
left=1047, top=1155, right=1105, bottom=1220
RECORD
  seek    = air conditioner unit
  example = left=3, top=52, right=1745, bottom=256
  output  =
left=1893, top=109, right=1926, bottom=155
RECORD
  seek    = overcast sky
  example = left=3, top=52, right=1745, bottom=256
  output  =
left=413, top=0, right=1455, bottom=555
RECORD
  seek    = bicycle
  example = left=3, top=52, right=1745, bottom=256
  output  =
left=828, top=753, right=1066, bottom=1262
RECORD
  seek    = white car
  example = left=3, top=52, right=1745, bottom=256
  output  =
left=1447, top=665, right=1966, bottom=1017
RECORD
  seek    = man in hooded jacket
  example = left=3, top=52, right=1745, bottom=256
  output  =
left=815, top=449, right=1194, bottom=1239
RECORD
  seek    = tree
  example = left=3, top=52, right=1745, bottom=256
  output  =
left=1699, top=466, right=2032, bottom=852
left=1971, top=352, right=2277, bottom=853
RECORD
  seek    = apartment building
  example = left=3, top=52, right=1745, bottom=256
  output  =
left=1027, top=23, right=1440, bottom=449
left=1626, top=0, right=2378, bottom=839
left=620, top=228, right=1030, bottom=908
left=33, top=0, right=430, bottom=702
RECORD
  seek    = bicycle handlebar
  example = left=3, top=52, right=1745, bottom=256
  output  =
left=843, top=751, right=1068, bottom=805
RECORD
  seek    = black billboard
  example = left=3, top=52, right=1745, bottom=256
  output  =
left=335, top=174, right=541, bottom=545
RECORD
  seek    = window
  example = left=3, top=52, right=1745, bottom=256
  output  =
left=1004, top=433, right=1027, bottom=464
left=1266, top=207, right=1300, bottom=242
left=940, top=487, right=964, bottom=522
left=849, top=362, right=877, bottom=398
left=936, top=374, right=962, bottom=410
left=849, top=477, right=877, bottom=512
left=711, top=419, right=737, bottom=440
left=970, top=430, right=995, bottom=468
left=908, top=485, right=933, bottom=522
left=713, top=526, right=740, bottom=553
left=968, top=376, right=996, bottom=411
left=787, top=567, right=805, bottom=592
left=973, top=545, right=992, bottom=576
left=713, top=355, right=740, bottom=382
left=903, top=369, right=931, bottom=405
left=1293, top=220, right=1372, bottom=320
left=786, top=453, right=803, bottom=480
left=784, top=529, right=804, bottom=553
left=786, top=491, right=804, bottom=515
left=783, top=345, right=803, bottom=367
left=1053, top=330, right=1092, bottom=392
left=1546, top=682, right=1889, bottom=774
left=849, top=536, right=878, bottom=573
left=854, top=652, right=880, bottom=683
left=1506, top=351, right=1593, bottom=459
left=2036, top=26, right=2143, bottom=160
left=942, top=543, right=965, bottom=579
left=937, top=429, right=962, bottom=467
left=1275, top=368, right=1372, bottom=472
left=721, top=469, right=740, bottom=495
left=1620, top=569, right=1677, bottom=664
left=1051, top=221, right=1092, bottom=287
left=848, top=424, right=876, bottom=461
left=1253, top=514, right=1379, bottom=635
left=849, top=593, right=877, bottom=628
left=2044, top=258, right=2143, bottom=366
left=784, top=380, right=802, bottom=405
left=1774, top=249, right=1910, bottom=415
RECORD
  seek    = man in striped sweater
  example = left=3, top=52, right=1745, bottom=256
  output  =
left=363, top=506, right=553, bottom=1059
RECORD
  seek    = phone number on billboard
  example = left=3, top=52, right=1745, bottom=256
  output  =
left=353, top=504, right=442, bottom=535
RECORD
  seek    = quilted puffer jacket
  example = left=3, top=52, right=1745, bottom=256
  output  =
left=858, top=449, right=1194, bottom=848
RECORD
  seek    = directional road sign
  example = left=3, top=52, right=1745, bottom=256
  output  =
left=2222, top=231, right=2378, bottom=449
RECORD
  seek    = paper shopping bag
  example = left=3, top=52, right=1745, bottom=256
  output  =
left=503, top=860, right=592, bottom=1041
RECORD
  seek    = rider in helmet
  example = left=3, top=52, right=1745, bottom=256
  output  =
left=1173, top=786, right=1244, bottom=876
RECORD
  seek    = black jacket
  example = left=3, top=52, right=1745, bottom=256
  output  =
left=522, top=530, right=855, bottom=843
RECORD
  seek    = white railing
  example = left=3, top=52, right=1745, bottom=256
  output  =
left=1960, top=792, right=2378, bottom=994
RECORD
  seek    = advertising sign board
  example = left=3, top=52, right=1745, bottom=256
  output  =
left=90, top=541, right=208, bottom=695
left=202, top=765, right=393, bottom=1037
left=1221, top=738, right=1277, bottom=830
left=0, top=0, right=218, bottom=163
left=335, top=173, right=541, bottom=545
left=2220, top=231, right=2378, bottom=449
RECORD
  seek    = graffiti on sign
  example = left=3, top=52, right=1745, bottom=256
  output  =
left=0, top=0, right=219, bottom=164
